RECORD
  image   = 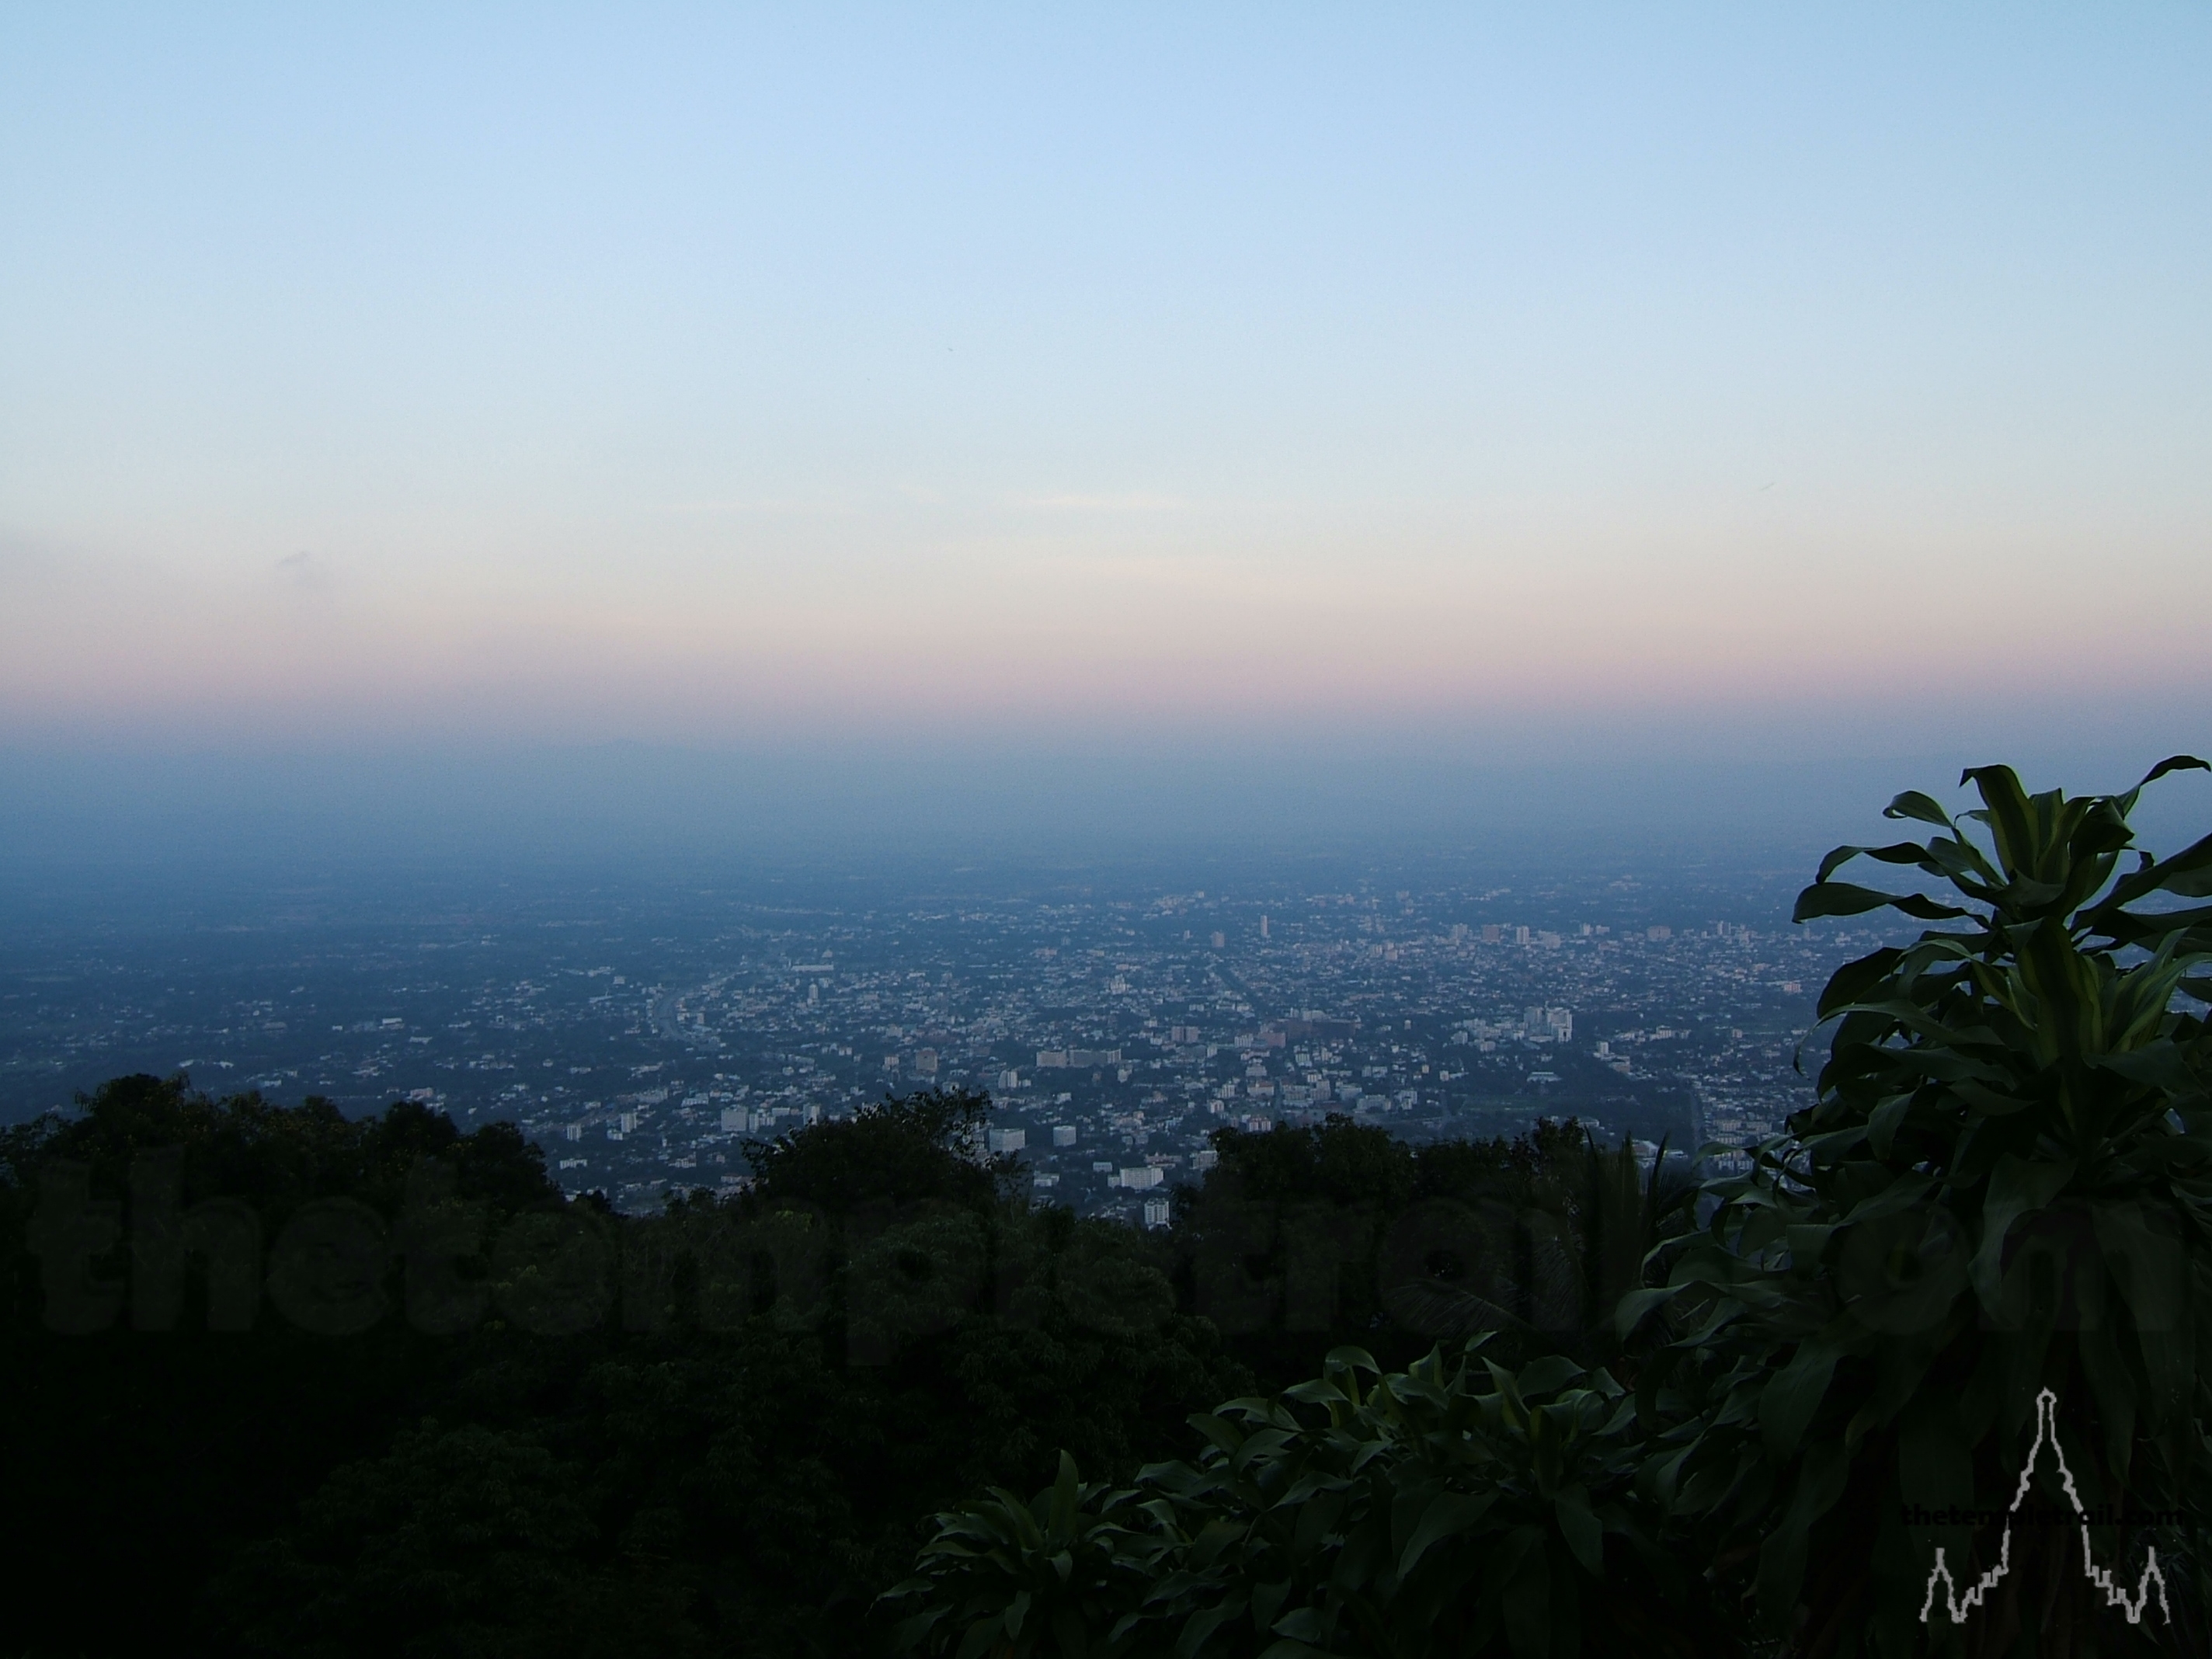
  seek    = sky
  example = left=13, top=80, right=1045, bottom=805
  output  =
left=2, top=5, right=2209, bottom=858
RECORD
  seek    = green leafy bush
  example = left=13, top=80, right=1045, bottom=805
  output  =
left=885, top=1341, right=1722, bottom=1658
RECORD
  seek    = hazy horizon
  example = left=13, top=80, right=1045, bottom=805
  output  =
left=5, top=741, right=2210, bottom=905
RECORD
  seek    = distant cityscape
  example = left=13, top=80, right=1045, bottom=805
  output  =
left=0, top=861, right=1869, bottom=1216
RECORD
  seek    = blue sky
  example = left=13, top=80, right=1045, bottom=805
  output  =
left=2, top=5, right=2207, bottom=779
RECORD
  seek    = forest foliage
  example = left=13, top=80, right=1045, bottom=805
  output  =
left=2, top=1070, right=1601, bottom=1655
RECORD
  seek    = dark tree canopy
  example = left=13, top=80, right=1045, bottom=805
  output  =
left=0, top=1076, right=1243, bottom=1657
left=743, top=1084, right=1016, bottom=1214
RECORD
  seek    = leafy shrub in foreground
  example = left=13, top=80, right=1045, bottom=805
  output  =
left=884, top=1341, right=1725, bottom=1658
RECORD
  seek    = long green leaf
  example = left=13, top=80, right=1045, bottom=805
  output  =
left=1395, top=1488, right=1496, bottom=1580
left=1970, top=1153, right=2076, bottom=1310
left=1760, top=1326, right=1847, bottom=1460
left=1793, top=882, right=1970, bottom=923
left=1553, top=1483, right=1604, bottom=1577
left=1755, top=1440, right=1848, bottom=1628
left=1496, top=1527, right=1551, bottom=1659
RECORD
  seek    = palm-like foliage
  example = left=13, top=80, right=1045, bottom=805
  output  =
left=1629, top=757, right=2212, bottom=1657
left=883, top=1452, right=1170, bottom=1659
left=888, top=1344, right=1718, bottom=1658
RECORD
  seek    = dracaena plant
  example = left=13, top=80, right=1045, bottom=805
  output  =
left=887, top=1343, right=1720, bottom=1659
left=880, top=1452, right=1174, bottom=1659
left=1627, top=758, right=2212, bottom=1659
